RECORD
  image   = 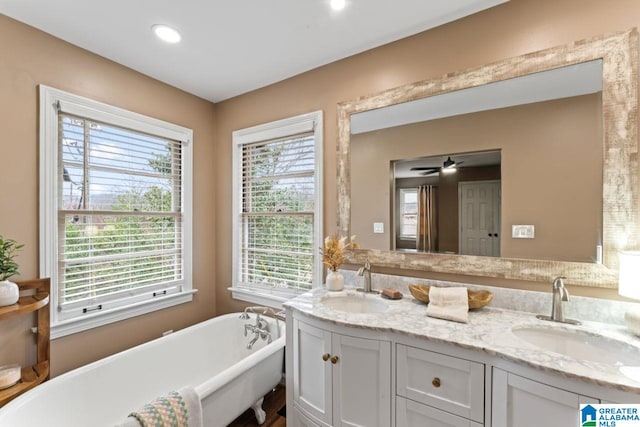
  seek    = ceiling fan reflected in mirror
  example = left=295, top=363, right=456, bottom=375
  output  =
left=410, top=156, right=464, bottom=176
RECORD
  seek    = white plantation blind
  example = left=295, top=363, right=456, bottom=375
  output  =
left=57, top=113, right=184, bottom=312
left=240, top=133, right=316, bottom=291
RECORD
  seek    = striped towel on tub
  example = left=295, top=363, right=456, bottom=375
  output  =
left=115, top=386, right=203, bottom=427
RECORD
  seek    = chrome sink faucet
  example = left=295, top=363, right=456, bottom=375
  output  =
left=537, top=276, right=580, bottom=325
left=551, top=276, right=569, bottom=322
left=357, top=259, right=373, bottom=293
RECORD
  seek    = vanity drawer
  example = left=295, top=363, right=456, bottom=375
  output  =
left=397, top=396, right=483, bottom=427
left=396, top=344, right=484, bottom=423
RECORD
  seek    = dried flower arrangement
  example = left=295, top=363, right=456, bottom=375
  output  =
left=322, top=233, right=358, bottom=272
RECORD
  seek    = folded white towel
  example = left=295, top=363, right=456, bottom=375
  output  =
left=426, top=286, right=469, bottom=323
left=114, top=386, right=202, bottom=427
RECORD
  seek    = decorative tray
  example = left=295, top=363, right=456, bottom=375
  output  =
left=408, top=284, right=493, bottom=309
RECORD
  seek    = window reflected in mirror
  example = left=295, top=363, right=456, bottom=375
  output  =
left=398, top=188, right=418, bottom=241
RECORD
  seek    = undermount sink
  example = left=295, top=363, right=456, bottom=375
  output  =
left=320, top=293, right=389, bottom=313
left=512, top=325, right=640, bottom=366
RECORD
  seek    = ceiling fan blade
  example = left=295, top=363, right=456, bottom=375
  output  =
left=410, top=166, right=439, bottom=171
left=442, top=156, right=455, bottom=168
left=443, top=157, right=464, bottom=168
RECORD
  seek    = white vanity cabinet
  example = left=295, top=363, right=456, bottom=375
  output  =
left=286, top=306, right=640, bottom=427
left=288, top=313, right=485, bottom=427
left=291, top=316, right=392, bottom=427
left=491, top=368, right=598, bottom=427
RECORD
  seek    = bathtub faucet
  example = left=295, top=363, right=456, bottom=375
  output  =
left=244, top=313, right=272, bottom=349
left=246, top=329, right=272, bottom=349
left=240, top=306, right=284, bottom=343
left=244, top=313, right=269, bottom=335
left=239, top=306, right=283, bottom=320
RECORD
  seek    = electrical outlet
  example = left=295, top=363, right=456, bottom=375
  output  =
left=373, top=222, right=384, bottom=233
left=512, top=225, right=535, bottom=239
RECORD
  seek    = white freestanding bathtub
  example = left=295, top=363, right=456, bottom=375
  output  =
left=0, top=312, right=285, bottom=427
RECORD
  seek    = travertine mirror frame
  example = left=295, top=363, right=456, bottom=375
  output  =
left=338, top=29, right=638, bottom=288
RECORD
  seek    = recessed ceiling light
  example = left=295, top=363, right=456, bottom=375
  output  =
left=152, top=24, right=181, bottom=44
left=330, top=0, right=346, bottom=11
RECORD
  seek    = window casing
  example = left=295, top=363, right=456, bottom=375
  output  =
left=231, top=111, right=323, bottom=308
left=399, top=188, right=418, bottom=240
left=40, top=86, right=194, bottom=338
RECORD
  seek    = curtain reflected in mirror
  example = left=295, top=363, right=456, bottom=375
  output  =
left=416, top=185, right=437, bottom=252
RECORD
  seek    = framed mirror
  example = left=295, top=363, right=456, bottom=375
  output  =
left=337, top=30, right=638, bottom=287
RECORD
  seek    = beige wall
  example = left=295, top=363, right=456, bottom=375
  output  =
left=215, top=0, right=640, bottom=310
left=351, top=95, right=602, bottom=262
left=0, top=15, right=217, bottom=376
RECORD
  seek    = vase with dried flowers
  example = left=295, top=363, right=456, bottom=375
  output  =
left=0, top=235, right=23, bottom=307
left=322, top=233, right=358, bottom=291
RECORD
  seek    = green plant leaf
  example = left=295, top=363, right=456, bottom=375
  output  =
left=0, top=235, right=23, bottom=281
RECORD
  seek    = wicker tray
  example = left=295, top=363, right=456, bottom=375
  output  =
left=408, top=284, right=493, bottom=309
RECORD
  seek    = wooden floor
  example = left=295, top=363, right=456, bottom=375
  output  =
left=227, top=385, right=286, bottom=427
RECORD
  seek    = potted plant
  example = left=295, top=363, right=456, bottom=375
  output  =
left=0, top=235, right=24, bottom=306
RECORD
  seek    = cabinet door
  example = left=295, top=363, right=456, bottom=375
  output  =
left=397, top=397, right=483, bottom=427
left=332, top=333, right=391, bottom=427
left=492, top=368, right=599, bottom=427
left=293, top=319, right=333, bottom=425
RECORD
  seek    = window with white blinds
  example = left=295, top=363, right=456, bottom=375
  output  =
left=40, top=86, right=194, bottom=338
left=232, top=111, right=323, bottom=306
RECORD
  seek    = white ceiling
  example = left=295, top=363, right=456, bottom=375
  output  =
left=0, top=0, right=508, bottom=102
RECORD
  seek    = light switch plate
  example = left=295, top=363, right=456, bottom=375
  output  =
left=512, top=225, right=535, bottom=239
left=373, top=222, right=384, bottom=234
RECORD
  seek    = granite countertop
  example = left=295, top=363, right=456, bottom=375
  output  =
left=284, top=288, right=640, bottom=394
